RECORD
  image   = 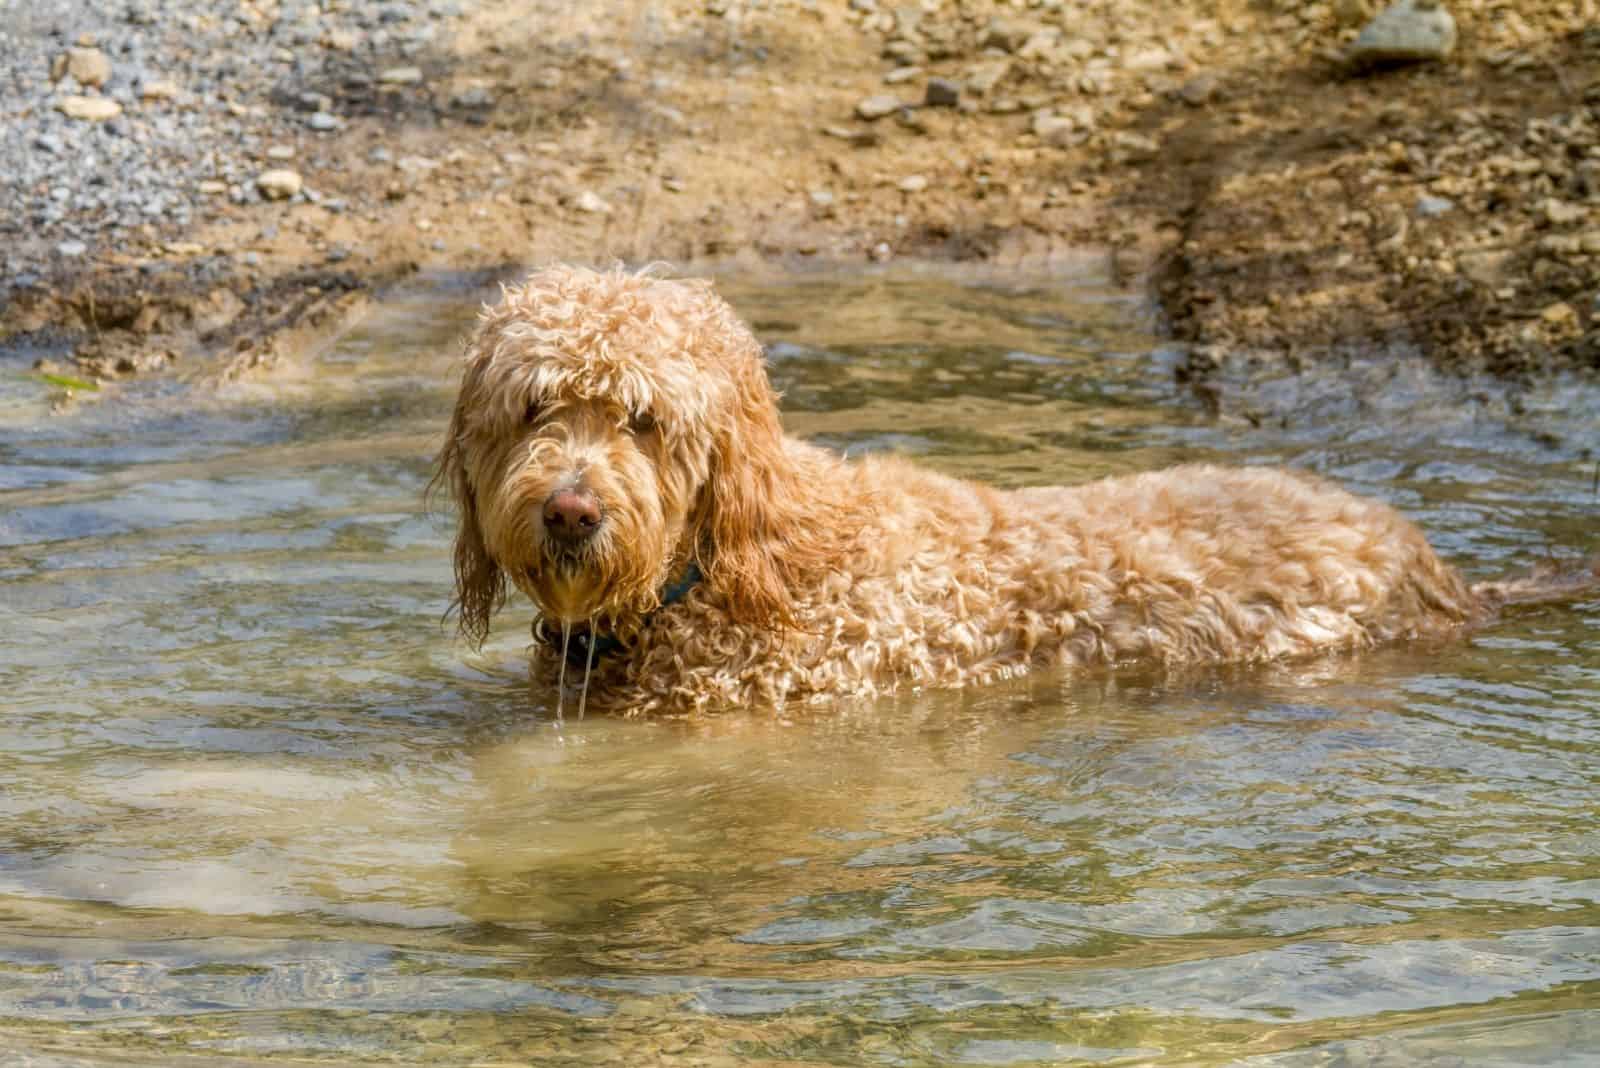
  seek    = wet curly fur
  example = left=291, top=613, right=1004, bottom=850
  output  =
left=434, top=265, right=1581, bottom=716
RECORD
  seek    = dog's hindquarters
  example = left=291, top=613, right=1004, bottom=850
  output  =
left=1016, top=465, right=1485, bottom=668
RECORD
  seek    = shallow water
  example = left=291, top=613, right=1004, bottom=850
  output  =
left=1, top=264, right=1598, bottom=1066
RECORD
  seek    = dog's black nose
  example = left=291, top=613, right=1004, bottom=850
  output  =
left=543, top=487, right=602, bottom=543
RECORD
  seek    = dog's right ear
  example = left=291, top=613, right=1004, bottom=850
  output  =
left=429, top=409, right=505, bottom=648
left=692, top=327, right=858, bottom=632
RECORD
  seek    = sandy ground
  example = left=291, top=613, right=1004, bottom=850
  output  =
left=7, top=0, right=1600, bottom=397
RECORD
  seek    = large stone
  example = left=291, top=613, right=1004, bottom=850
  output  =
left=57, top=95, right=122, bottom=121
left=1350, top=0, right=1456, bottom=64
left=256, top=169, right=303, bottom=200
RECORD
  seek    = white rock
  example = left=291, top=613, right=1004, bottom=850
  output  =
left=573, top=190, right=611, bottom=214
left=140, top=79, right=179, bottom=100
left=1350, top=0, right=1456, bottom=64
left=1415, top=193, right=1454, bottom=217
left=897, top=175, right=928, bottom=193
left=256, top=169, right=303, bottom=200
left=57, top=95, right=122, bottom=121
left=379, top=66, right=424, bottom=85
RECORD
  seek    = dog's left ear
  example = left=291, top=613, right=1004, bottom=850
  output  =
left=429, top=407, right=505, bottom=647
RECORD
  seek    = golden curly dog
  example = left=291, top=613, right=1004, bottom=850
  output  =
left=435, top=265, right=1593, bottom=716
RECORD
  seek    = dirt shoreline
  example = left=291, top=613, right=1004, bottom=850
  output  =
left=8, top=0, right=1600, bottom=403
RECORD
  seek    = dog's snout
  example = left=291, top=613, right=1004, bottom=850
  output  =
left=543, top=487, right=603, bottom=542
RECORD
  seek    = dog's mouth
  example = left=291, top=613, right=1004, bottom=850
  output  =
left=524, top=542, right=610, bottom=624
left=543, top=542, right=593, bottom=576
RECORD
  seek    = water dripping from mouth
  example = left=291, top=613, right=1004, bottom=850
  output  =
left=555, top=620, right=571, bottom=723
left=578, top=615, right=597, bottom=720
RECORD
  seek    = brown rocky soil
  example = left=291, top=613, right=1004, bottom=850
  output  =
left=9, top=0, right=1600, bottom=393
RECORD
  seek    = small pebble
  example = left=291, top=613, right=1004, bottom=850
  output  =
left=256, top=169, right=303, bottom=200
left=855, top=94, right=902, bottom=121
left=924, top=78, right=960, bottom=108
left=59, top=47, right=112, bottom=88
left=57, top=95, right=122, bottom=121
left=379, top=66, right=424, bottom=84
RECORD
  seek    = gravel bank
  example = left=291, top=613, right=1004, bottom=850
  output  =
left=1, top=0, right=465, bottom=305
left=4, top=0, right=1599, bottom=399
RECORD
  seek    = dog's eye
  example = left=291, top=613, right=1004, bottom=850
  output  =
left=629, top=410, right=657, bottom=435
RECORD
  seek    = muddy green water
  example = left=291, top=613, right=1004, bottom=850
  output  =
left=1, top=266, right=1598, bottom=1066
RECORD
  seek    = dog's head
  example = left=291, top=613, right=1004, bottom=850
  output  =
left=433, top=265, right=835, bottom=646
